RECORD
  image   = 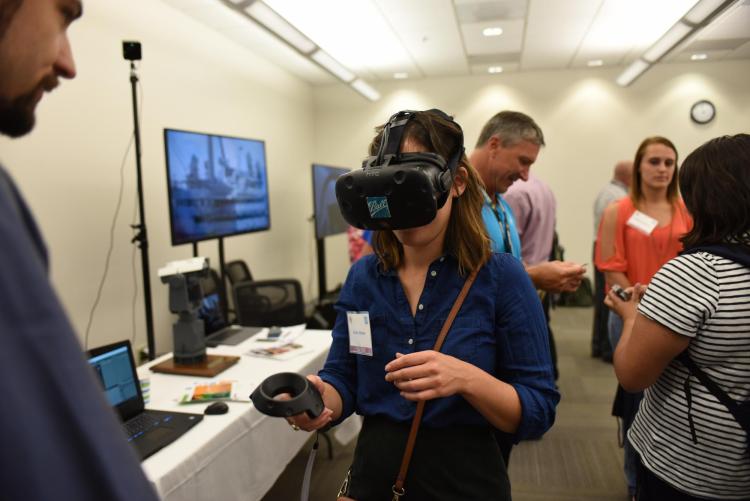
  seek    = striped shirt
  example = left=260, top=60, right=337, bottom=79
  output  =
left=630, top=252, right=750, bottom=499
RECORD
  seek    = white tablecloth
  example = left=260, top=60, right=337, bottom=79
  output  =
left=138, top=329, right=332, bottom=501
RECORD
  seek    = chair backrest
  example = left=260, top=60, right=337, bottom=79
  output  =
left=233, top=279, right=305, bottom=327
left=226, top=260, right=253, bottom=285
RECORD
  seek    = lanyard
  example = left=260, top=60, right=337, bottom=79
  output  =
left=490, top=198, right=516, bottom=256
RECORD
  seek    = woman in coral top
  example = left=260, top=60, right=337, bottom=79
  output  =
left=595, top=136, right=692, bottom=500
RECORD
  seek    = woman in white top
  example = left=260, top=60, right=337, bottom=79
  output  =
left=606, top=134, right=750, bottom=500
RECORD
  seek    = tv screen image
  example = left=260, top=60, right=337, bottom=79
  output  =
left=312, top=164, right=350, bottom=239
left=164, top=129, right=270, bottom=245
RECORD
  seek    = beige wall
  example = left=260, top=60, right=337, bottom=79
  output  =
left=1, top=0, right=748, bottom=356
left=0, top=0, right=317, bottom=354
left=313, top=60, right=750, bottom=284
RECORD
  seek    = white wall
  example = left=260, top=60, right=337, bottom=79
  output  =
left=313, top=60, right=750, bottom=283
left=0, top=0, right=318, bottom=354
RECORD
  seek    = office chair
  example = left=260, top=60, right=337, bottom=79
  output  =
left=226, top=259, right=253, bottom=285
left=233, top=279, right=306, bottom=327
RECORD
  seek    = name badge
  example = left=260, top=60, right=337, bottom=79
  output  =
left=347, top=311, right=373, bottom=356
left=626, top=210, right=658, bottom=235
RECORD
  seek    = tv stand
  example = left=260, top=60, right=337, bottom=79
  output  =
left=309, top=237, right=341, bottom=328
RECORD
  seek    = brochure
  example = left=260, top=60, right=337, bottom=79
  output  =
left=179, top=380, right=241, bottom=404
left=245, top=342, right=312, bottom=361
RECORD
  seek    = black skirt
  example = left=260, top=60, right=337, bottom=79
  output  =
left=346, top=416, right=511, bottom=501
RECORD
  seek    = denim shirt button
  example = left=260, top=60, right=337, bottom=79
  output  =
left=408, top=338, right=414, bottom=345
left=418, top=304, right=424, bottom=311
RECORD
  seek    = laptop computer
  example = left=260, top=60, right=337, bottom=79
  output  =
left=205, top=325, right=263, bottom=347
left=200, top=290, right=262, bottom=347
left=87, top=340, right=203, bottom=460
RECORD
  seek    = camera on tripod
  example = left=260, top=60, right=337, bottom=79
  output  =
left=122, top=41, right=141, bottom=61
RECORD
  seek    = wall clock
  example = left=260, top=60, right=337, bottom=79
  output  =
left=690, top=100, right=716, bottom=124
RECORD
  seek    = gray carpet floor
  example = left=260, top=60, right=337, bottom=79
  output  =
left=262, top=306, right=629, bottom=501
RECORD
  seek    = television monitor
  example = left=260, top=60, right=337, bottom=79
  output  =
left=164, top=128, right=270, bottom=245
left=312, top=164, right=350, bottom=239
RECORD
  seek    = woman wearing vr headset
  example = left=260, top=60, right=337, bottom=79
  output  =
left=290, top=110, right=558, bottom=500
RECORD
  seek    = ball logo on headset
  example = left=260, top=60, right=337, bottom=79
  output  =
left=335, top=109, right=464, bottom=230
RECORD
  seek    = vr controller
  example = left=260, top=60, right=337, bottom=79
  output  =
left=336, top=109, right=464, bottom=230
left=250, top=372, right=324, bottom=419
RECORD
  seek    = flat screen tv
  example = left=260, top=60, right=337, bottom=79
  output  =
left=164, top=128, right=270, bottom=245
left=312, top=164, right=349, bottom=239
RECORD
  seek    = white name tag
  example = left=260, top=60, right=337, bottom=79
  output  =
left=626, top=210, right=658, bottom=235
left=347, top=311, right=373, bottom=356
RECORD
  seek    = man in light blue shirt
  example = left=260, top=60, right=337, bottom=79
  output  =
left=469, top=111, right=585, bottom=291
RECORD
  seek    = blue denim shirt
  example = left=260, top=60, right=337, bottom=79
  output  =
left=319, top=252, right=559, bottom=441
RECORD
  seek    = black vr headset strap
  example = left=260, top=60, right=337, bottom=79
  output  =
left=376, top=110, right=414, bottom=165
left=425, top=108, right=464, bottom=175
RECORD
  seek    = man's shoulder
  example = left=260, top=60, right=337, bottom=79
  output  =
left=0, top=164, right=48, bottom=268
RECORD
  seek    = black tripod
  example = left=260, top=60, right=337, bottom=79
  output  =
left=124, top=41, right=156, bottom=360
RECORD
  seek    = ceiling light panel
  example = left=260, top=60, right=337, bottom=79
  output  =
left=350, top=79, right=381, bottom=101
left=573, top=0, right=699, bottom=66
left=245, top=1, right=317, bottom=53
left=483, top=27, right=504, bottom=36
left=642, top=21, right=692, bottom=61
left=375, top=0, right=467, bottom=78
left=684, top=0, right=729, bottom=24
left=461, top=20, right=525, bottom=55
left=616, top=58, right=650, bottom=86
left=163, top=0, right=333, bottom=84
left=265, top=0, right=416, bottom=79
left=310, top=49, right=356, bottom=82
left=522, top=0, right=601, bottom=69
left=469, top=61, right=519, bottom=74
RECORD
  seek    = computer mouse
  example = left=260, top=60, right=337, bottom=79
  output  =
left=204, top=401, right=229, bottom=415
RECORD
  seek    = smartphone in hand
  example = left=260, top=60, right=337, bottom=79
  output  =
left=611, top=284, right=632, bottom=301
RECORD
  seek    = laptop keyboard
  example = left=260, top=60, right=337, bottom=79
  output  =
left=125, top=413, right=171, bottom=441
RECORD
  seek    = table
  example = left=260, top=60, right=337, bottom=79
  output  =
left=138, top=329, right=332, bottom=501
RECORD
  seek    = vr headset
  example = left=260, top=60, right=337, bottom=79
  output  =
left=335, top=109, right=464, bottom=230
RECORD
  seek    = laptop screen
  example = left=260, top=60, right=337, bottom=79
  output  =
left=198, top=291, right=227, bottom=334
left=87, top=341, right=144, bottom=420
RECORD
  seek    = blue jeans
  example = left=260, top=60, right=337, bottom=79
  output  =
left=609, top=312, right=643, bottom=497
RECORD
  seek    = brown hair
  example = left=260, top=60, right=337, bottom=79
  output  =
left=369, top=110, right=491, bottom=275
left=679, top=134, right=750, bottom=248
left=630, top=136, right=680, bottom=205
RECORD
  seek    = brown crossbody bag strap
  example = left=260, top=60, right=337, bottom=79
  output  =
left=390, top=268, right=480, bottom=500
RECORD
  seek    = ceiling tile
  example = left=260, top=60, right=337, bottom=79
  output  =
left=265, top=0, right=414, bottom=79
left=376, top=0, right=468, bottom=78
left=695, top=1, right=750, bottom=40
left=461, top=19, right=525, bottom=55
left=572, top=0, right=699, bottom=67
left=454, top=0, right=527, bottom=22
left=522, top=0, right=601, bottom=70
